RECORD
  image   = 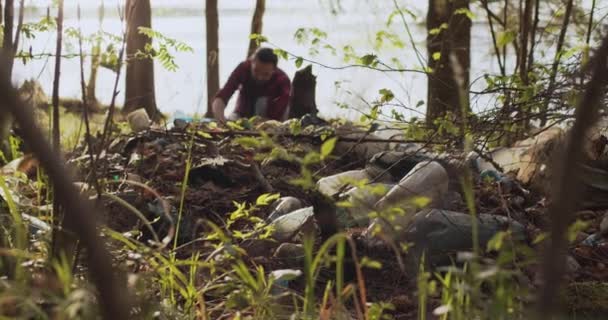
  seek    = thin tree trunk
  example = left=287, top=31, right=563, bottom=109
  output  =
left=123, top=0, right=160, bottom=121
left=518, top=0, right=532, bottom=86
left=205, top=0, right=219, bottom=118
left=539, top=0, right=574, bottom=126
left=426, top=0, right=471, bottom=126
left=581, top=0, right=596, bottom=85
left=2, top=0, right=14, bottom=79
left=528, top=0, right=540, bottom=70
left=52, top=0, right=63, bottom=152
left=482, top=0, right=504, bottom=76
left=510, top=0, right=533, bottom=142
left=86, top=1, right=104, bottom=105
left=87, top=43, right=100, bottom=105
left=12, top=0, right=23, bottom=59
left=247, top=0, right=266, bottom=58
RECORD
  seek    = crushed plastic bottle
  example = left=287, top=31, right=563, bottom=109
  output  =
left=375, top=161, right=449, bottom=211
left=267, top=197, right=304, bottom=222
left=338, top=183, right=393, bottom=228
left=270, top=206, right=315, bottom=243
left=316, top=169, right=371, bottom=197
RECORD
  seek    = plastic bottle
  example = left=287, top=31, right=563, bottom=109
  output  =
left=267, top=197, right=304, bottom=221
left=316, top=169, right=372, bottom=197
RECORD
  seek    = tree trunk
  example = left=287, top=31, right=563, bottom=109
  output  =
left=123, top=0, right=160, bottom=121
left=247, top=0, right=266, bottom=58
left=2, top=0, right=14, bottom=79
left=51, top=0, right=63, bottom=152
left=288, top=65, right=318, bottom=119
left=86, top=1, right=104, bottom=105
left=426, top=0, right=471, bottom=126
left=87, top=43, right=100, bottom=105
left=12, top=0, right=23, bottom=59
left=205, top=0, right=219, bottom=118
left=518, top=0, right=533, bottom=86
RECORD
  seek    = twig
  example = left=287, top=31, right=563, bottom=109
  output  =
left=539, top=0, right=574, bottom=126
left=97, top=1, right=131, bottom=164
left=77, top=3, right=101, bottom=197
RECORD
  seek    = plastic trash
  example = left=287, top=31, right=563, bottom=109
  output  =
left=476, top=147, right=527, bottom=173
left=270, top=269, right=303, bottom=295
left=365, top=161, right=449, bottom=240
left=337, top=183, right=393, bottom=228
left=127, top=109, right=151, bottom=132
left=367, top=151, right=432, bottom=181
left=173, top=110, right=194, bottom=123
left=375, top=161, right=449, bottom=211
left=333, top=132, right=390, bottom=161
left=566, top=255, right=581, bottom=273
left=270, top=206, right=315, bottom=243
left=582, top=233, right=606, bottom=247
left=317, top=169, right=372, bottom=197
left=273, top=243, right=305, bottom=260
left=267, top=197, right=305, bottom=222
left=480, top=169, right=503, bottom=182
left=403, top=209, right=527, bottom=252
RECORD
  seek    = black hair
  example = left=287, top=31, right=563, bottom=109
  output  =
left=254, top=47, right=278, bottom=66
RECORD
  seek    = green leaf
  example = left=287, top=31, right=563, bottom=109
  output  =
left=256, top=193, right=281, bottom=206
left=197, top=131, right=212, bottom=139
left=360, top=257, right=382, bottom=269
left=295, top=57, right=304, bottom=68
left=273, top=48, right=289, bottom=60
left=249, top=33, right=268, bottom=44
left=432, top=52, right=441, bottom=61
left=321, top=137, right=338, bottom=160
left=429, top=23, right=448, bottom=35
left=360, top=54, right=377, bottom=66
left=487, top=231, right=507, bottom=251
left=567, top=220, right=589, bottom=243
left=410, top=196, right=430, bottom=208
left=497, top=31, right=517, bottom=48
left=379, top=88, right=394, bottom=103
left=234, top=137, right=261, bottom=148
left=454, top=8, right=475, bottom=20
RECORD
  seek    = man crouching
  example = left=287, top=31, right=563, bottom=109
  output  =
left=212, top=47, right=291, bottom=122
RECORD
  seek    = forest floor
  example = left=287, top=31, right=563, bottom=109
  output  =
left=3, top=114, right=608, bottom=319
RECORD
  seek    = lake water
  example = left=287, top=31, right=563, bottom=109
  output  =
left=12, top=0, right=556, bottom=120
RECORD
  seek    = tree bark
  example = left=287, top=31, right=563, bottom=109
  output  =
left=205, top=0, right=219, bottom=118
left=426, top=0, right=471, bottom=126
left=12, top=0, right=23, bottom=59
left=87, top=43, right=100, bottom=105
left=86, top=1, right=104, bottom=105
left=2, top=0, right=14, bottom=79
left=123, top=0, right=160, bottom=121
left=52, top=0, right=63, bottom=152
left=518, top=0, right=533, bottom=86
left=288, top=65, right=318, bottom=119
left=247, top=0, right=266, bottom=58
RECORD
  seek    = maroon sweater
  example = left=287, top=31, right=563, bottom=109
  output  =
left=215, top=60, right=291, bottom=120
